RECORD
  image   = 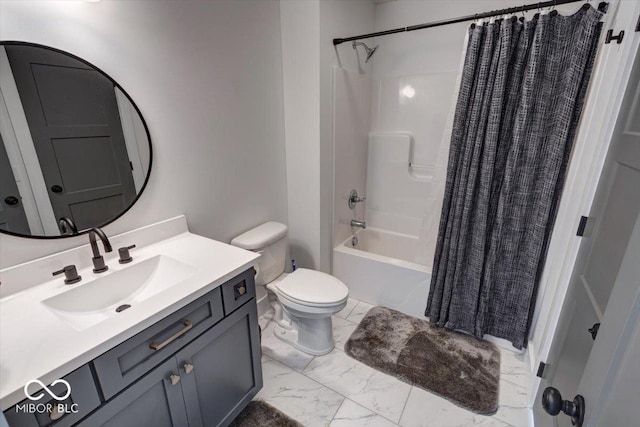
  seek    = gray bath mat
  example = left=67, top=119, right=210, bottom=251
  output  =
left=344, top=306, right=500, bottom=414
left=230, top=400, right=303, bottom=427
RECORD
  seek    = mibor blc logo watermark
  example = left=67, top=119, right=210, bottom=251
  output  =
left=15, top=379, right=79, bottom=418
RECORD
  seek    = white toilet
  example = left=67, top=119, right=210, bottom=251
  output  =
left=231, top=222, right=349, bottom=355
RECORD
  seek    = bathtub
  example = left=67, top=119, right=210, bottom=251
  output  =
left=333, top=228, right=431, bottom=320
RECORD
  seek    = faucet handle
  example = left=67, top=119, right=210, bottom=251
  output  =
left=52, top=265, right=82, bottom=285
left=118, top=245, right=136, bottom=264
left=348, top=189, right=367, bottom=209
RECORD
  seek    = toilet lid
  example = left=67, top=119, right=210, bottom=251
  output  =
left=273, top=268, right=349, bottom=306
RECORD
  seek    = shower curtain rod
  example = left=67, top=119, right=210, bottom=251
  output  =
left=332, top=0, right=608, bottom=46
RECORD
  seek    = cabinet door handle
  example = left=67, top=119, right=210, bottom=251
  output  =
left=149, top=320, right=193, bottom=350
left=169, top=374, right=181, bottom=386
left=183, top=363, right=194, bottom=374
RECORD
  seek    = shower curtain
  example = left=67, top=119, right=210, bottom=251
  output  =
left=425, top=5, right=603, bottom=349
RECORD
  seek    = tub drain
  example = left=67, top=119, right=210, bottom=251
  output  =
left=116, top=304, right=131, bottom=313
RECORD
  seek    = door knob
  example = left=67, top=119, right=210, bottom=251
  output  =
left=542, top=387, right=585, bottom=426
left=4, top=196, right=19, bottom=205
left=51, top=185, right=63, bottom=193
left=183, top=363, right=194, bottom=374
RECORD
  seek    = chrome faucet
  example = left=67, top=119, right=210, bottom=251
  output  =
left=89, top=227, right=113, bottom=273
left=351, top=219, right=366, bottom=229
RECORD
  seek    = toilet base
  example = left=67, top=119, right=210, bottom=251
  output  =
left=272, top=317, right=335, bottom=356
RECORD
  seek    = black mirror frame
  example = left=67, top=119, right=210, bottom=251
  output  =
left=0, top=41, right=153, bottom=240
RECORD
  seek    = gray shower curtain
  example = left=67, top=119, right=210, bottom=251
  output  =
left=425, top=5, right=603, bottom=349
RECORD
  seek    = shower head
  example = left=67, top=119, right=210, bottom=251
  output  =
left=352, top=41, right=378, bottom=63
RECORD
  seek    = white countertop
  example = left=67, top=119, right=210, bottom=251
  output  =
left=0, top=217, right=260, bottom=410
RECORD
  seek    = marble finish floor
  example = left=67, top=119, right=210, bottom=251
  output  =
left=256, top=298, right=533, bottom=427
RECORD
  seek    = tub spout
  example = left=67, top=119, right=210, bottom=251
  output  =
left=351, top=219, right=366, bottom=229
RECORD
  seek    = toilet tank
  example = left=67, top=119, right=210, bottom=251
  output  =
left=230, top=222, right=288, bottom=286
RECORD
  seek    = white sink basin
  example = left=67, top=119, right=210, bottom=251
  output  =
left=42, top=255, right=197, bottom=330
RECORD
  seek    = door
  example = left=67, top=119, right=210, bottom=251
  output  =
left=0, top=133, right=29, bottom=234
left=4, top=45, right=136, bottom=231
left=178, top=302, right=263, bottom=427
left=79, top=357, right=188, bottom=427
left=533, top=46, right=640, bottom=426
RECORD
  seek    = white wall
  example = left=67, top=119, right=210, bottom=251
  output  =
left=0, top=0, right=288, bottom=268
left=332, top=69, right=372, bottom=247
left=280, top=0, right=322, bottom=271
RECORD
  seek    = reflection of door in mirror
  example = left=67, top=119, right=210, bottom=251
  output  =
left=0, top=133, right=30, bottom=234
left=4, top=45, right=136, bottom=232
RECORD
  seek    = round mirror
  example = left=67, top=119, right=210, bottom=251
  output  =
left=0, top=42, right=152, bottom=238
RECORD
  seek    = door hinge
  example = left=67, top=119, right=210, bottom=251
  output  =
left=576, top=216, right=589, bottom=237
left=605, top=29, right=624, bottom=44
left=588, top=323, right=601, bottom=340
left=537, top=361, right=546, bottom=378
left=129, top=161, right=134, bottom=171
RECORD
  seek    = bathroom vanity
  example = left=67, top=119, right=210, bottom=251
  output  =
left=0, top=216, right=263, bottom=427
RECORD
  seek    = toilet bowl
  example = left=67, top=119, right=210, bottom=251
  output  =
left=231, top=222, right=349, bottom=355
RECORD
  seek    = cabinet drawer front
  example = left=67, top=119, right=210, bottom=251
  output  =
left=221, top=268, right=256, bottom=315
left=93, top=287, right=223, bottom=400
left=76, top=357, right=188, bottom=427
left=4, top=365, right=100, bottom=427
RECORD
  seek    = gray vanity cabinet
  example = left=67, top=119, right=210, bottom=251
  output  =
left=178, top=301, right=262, bottom=427
left=76, top=357, right=189, bottom=427
left=3, top=268, right=262, bottom=427
left=82, top=300, right=262, bottom=427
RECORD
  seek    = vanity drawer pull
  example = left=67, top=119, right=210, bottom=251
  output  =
left=49, top=405, right=65, bottom=421
left=169, top=374, right=181, bottom=386
left=149, top=320, right=192, bottom=350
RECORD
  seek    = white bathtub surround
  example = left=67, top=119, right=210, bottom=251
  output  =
left=257, top=302, right=532, bottom=427
left=365, top=133, right=432, bottom=236
left=333, top=228, right=430, bottom=320
left=333, top=68, right=373, bottom=248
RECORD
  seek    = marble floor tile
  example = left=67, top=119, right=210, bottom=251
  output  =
left=499, top=349, right=527, bottom=374
left=303, top=348, right=411, bottom=423
left=347, top=301, right=374, bottom=323
left=335, top=298, right=359, bottom=319
left=260, top=317, right=315, bottom=372
left=332, top=316, right=358, bottom=350
left=499, top=349, right=531, bottom=390
left=330, top=399, right=400, bottom=427
left=499, top=378, right=529, bottom=408
left=257, top=356, right=344, bottom=427
left=399, top=386, right=512, bottom=427
left=258, top=310, right=274, bottom=329
left=492, top=406, right=532, bottom=427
